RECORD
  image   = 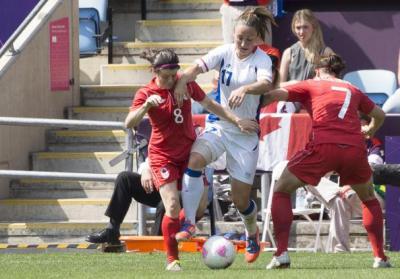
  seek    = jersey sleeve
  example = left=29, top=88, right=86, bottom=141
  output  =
left=255, top=49, right=273, bottom=83
left=195, top=44, right=230, bottom=73
left=284, top=81, right=310, bottom=103
left=187, top=81, right=206, bottom=102
left=130, top=89, right=148, bottom=111
left=356, top=88, right=376, bottom=115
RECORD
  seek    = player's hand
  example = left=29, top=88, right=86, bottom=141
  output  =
left=141, top=167, right=154, bottom=194
left=174, top=81, right=189, bottom=107
left=228, top=87, right=247, bottom=109
left=237, top=119, right=259, bottom=134
left=144, top=95, right=164, bottom=109
left=361, top=124, right=373, bottom=139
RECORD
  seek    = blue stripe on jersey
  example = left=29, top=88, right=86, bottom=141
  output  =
left=206, top=58, right=224, bottom=124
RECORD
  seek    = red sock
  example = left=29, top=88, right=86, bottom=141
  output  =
left=362, top=199, right=386, bottom=260
left=271, top=192, right=293, bottom=256
left=162, top=215, right=180, bottom=263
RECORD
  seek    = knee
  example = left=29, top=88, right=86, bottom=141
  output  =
left=188, top=153, right=207, bottom=170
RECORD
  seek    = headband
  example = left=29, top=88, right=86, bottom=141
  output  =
left=154, top=63, right=180, bottom=70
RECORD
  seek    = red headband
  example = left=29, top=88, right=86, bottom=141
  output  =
left=154, top=63, right=180, bottom=70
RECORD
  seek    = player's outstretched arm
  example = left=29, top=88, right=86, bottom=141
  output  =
left=362, top=105, right=385, bottom=138
left=262, top=88, right=290, bottom=106
left=174, top=64, right=204, bottom=107
left=200, top=97, right=259, bottom=134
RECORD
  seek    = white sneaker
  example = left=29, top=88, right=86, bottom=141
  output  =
left=166, top=260, right=182, bottom=272
left=266, top=251, right=290, bottom=269
left=373, top=257, right=392, bottom=268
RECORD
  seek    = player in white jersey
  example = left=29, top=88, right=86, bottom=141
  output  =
left=174, top=7, right=274, bottom=264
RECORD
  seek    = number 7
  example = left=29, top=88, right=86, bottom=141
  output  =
left=331, top=86, right=351, bottom=119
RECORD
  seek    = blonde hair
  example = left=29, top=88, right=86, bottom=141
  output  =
left=237, top=7, right=277, bottom=40
left=291, top=9, right=325, bottom=63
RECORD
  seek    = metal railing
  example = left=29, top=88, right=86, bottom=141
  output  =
left=0, top=116, right=146, bottom=235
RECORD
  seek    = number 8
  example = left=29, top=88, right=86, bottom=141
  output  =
left=173, top=108, right=184, bottom=123
left=331, top=86, right=351, bottom=119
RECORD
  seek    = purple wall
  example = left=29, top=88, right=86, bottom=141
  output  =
left=0, top=0, right=40, bottom=47
left=273, top=11, right=400, bottom=74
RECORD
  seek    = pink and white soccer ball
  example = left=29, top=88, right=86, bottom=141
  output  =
left=201, top=236, right=236, bottom=269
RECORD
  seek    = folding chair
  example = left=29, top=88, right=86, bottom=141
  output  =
left=79, top=8, right=101, bottom=55
left=261, top=161, right=326, bottom=252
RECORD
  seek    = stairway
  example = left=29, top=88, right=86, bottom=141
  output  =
left=1, top=0, right=370, bottom=250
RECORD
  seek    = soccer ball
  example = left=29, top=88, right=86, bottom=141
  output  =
left=201, top=236, right=236, bottom=269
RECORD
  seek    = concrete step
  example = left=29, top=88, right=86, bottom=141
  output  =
left=47, top=130, right=125, bottom=144
left=100, top=63, right=215, bottom=85
left=67, top=107, right=128, bottom=122
left=0, top=199, right=137, bottom=222
left=0, top=221, right=136, bottom=240
left=10, top=179, right=115, bottom=199
left=118, top=0, right=221, bottom=12
left=47, top=143, right=124, bottom=152
left=80, top=84, right=213, bottom=106
left=135, top=19, right=221, bottom=42
left=31, top=151, right=132, bottom=173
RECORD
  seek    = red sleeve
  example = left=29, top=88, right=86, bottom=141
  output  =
left=130, top=89, right=148, bottom=111
left=356, top=88, right=376, bottom=115
left=187, top=81, right=206, bottom=102
left=284, top=81, right=310, bottom=103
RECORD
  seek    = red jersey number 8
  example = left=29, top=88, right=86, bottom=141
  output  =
left=173, top=108, right=184, bottom=124
left=331, top=86, right=351, bottom=119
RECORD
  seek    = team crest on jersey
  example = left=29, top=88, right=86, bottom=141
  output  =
left=160, top=167, right=170, bottom=179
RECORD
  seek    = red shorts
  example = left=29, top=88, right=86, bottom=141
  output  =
left=150, top=159, right=188, bottom=190
left=287, top=142, right=372, bottom=186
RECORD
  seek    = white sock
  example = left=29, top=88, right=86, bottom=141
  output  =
left=238, top=200, right=258, bottom=237
left=181, top=168, right=204, bottom=225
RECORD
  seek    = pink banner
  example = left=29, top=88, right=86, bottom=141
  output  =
left=49, top=17, right=70, bottom=91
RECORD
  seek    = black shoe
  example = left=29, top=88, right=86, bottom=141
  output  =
left=86, top=229, right=121, bottom=245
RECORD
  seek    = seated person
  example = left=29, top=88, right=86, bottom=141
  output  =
left=87, top=160, right=209, bottom=245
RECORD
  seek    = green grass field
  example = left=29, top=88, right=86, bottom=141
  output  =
left=0, top=251, right=398, bottom=279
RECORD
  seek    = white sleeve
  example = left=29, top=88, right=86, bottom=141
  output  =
left=195, top=44, right=231, bottom=73
left=255, top=49, right=273, bottom=83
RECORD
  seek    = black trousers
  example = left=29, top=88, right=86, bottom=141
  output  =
left=372, top=164, right=400, bottom=186
left=104, top=171, right=165, bottom=235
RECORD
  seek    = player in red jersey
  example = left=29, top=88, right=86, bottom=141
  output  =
left=126, top=49, right=258, bottom=271
left=262, top=54, right=390, bottom=269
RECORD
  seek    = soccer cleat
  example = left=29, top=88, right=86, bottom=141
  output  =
left=86, top=228, right=121, bottom=245
left=166, top=260, right=182, bottom=271
left=373, top=257, right=392, bottom=268
left=175, top=221, right=196, bottom=242
left=245, top=226, right=260, bottom=263
left=266, top=251, right=291, bottom=269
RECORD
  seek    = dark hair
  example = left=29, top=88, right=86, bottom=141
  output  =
left=139, top=48, right=179, bottom=70
left=237, top=7, right=277, bottom=40
left=315, top=54, right=346, bottom=77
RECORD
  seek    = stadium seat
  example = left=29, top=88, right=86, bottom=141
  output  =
left=382, top=88, right=400, bottom=113
left=343, top=69, right=396, bottom=106
left=79, top=8, right=101, bottom=55
left=79, top=0, right=108, bottom=22
left=261, top=161, right=326, bottom=252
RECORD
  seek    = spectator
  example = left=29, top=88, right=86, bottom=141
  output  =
left=280, top=9, right=334, bottom=87
left=263, top=54, right=390, bottom=269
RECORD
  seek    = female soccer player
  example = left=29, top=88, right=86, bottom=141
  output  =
left=126, top=48, right=258, bottom=271
left=173, top=7, right=274, bottom=263
left=263, top=54, right=390, bottom=269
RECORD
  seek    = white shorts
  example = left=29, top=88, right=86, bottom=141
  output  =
left=191, top=124, right=259, bottom=185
